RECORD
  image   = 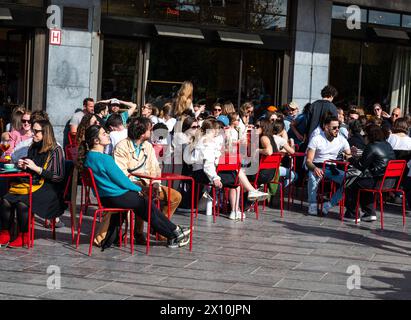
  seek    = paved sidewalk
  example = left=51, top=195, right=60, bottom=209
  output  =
left=0, top=199, right=410, bottom=300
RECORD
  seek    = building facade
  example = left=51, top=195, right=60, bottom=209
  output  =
left=0, top=0, right=410, bottom=143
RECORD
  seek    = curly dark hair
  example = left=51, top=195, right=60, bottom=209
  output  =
left=321, top=85, right=338, bottom=99
left=76, top=113, right=96, bottom=145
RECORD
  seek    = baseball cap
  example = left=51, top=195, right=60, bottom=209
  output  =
left=217, top=115, right=229, bottom=127
left=110, top=98, right=121, bottom=105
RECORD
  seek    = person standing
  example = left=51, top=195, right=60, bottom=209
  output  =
left=306, top=85, right=339, bottom=141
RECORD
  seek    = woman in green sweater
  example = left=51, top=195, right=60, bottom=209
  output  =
left=78, top=125, right=190, bottom=249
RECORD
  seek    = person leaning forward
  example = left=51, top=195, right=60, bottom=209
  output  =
left=113, top=117, right=182, bottom=244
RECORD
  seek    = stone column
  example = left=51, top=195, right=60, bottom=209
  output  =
left=290, top=0, right=332, bottom=108
left=46, top=0, right=101, bottom=144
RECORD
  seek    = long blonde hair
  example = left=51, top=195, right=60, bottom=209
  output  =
left=174, top=81, right=193, bottom=118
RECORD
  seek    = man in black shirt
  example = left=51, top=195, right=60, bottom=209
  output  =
left=306, top=85, right=339, bottom=140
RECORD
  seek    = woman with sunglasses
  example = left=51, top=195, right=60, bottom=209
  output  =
left=77, top=125, right=191, bottom=249
left=212, top=103, right=223, bottom=118
left=4, top=110, right=33, bottom=157
left=0, top=120, right=65, bottom=247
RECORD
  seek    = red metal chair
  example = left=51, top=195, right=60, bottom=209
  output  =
left=195, top=151, right=243, bottom=222
left=251, top=153, right=283, bottom=219
left=355, top=160, right=407, bottom=229
left=76, top=168, right=135, bottom=256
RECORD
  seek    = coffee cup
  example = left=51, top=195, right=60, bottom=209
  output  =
left=4, top=163, right=15, bottom=170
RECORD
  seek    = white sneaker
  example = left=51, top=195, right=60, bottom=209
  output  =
left=236, top=211, right=245, bottom=220
left=248, top=190, right=269, bottom=202
left=322, top=202, right=332, bottom=215
left=307, top=203, right=318, bottom=216
left=228, top=211, right=238, bottom=220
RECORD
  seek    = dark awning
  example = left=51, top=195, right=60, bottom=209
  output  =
left=373, top=27, right=409, bottom=40
left=155, top=24, right=204, bottom=40
left=0, top=8, right=13, bottom=20
left=218, top=31, right=263, bottom=45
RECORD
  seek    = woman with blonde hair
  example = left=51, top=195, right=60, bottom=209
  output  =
left=222, top=101, right=236, bottom=116
left=174, top=81, right=194, bottom=119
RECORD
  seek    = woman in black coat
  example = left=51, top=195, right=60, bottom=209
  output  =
left=344, top=125, right=395, bottom=222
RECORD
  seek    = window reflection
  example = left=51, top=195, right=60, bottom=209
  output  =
left=102, top=0, right=288, bottom=32
left=402, top=15, right=411, bottom=28
left=368, top=10, right=400, bottom=27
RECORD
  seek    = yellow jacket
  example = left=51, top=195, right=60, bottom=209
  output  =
left=113, top=138, right=162, bottom=185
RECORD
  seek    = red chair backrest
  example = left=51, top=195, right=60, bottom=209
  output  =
left=253, top=153, right=283, bottom=186
left=259, top=153, right=283, bottom=171
left=216, top=152, right=241, bottom=173
left=65, top=144, right=78, bottom=161
left=81, top=168, right=103, bottom=209
left=380, top=160, right=406, bottom=191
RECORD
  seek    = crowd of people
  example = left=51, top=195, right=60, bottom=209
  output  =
left=0, top=81, right=410, bottom=250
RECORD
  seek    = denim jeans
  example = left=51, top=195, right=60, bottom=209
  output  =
left=279, top=166, right=298, bottom=188
left=307, top=166, right=345, bottom=206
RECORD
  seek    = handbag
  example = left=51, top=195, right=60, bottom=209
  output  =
left=8, top=153, right=51, bottom=195
left=344, top=166, right=363, bottom=189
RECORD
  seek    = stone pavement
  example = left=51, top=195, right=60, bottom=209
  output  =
left=0, top=197, right=410, bottom=300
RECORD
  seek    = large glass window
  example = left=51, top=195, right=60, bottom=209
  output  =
left=102, top=0, right=288, bottom=32
left=368, top=10, right=401, bottom=27
left=330, top=38, right=396, bottom=111
left=329, top=39, right=361, bottom=108
left=144, top=39, right=281, bottom=109
left=402, top=15, right=411, bottom=28
left=146, top=39, right=240, bottom=106
left=249, top=0, right=287, bottom=31
left=101, top=39, right=140, bottom=101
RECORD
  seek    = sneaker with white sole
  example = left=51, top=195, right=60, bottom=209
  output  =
left=322, top=202, right=332, bottom=215
left=167, top=226, right=191, bottom=248
left=248, top=190, right=269, bottom=202
left=236, top=211, right=245, bottom=220
left=307, top=203, right=318, bottom=216
left=361, top=212, right=377, bottom=222
left=344, top=211, right=360, bottom=222
left=228, top=211, right=238, bottom=220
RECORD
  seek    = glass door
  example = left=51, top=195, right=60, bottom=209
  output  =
left=0, top=28, right=31, bottom=129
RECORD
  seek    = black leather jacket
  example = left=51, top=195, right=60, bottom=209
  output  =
left=352, top=141, right=395, bottom=177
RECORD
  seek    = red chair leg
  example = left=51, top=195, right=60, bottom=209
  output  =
left=130, top=211, right=134, bottom=255
left=52, top=219, right=56, bottom=240
left=379, top=192, right=384, bottom=230
left=280, top=183, right=283, bottom=218
left=76, top=206, right=84, bottom=248
left=355, top=190, right=361, bottom=225
left=401, top=190, right=406, bottom=227
left=88, top=211, right=98, bottom=256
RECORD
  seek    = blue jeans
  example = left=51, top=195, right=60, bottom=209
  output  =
left=279, top=166, right=298, bottom=188
left=307, top=167, right=345, bottom=206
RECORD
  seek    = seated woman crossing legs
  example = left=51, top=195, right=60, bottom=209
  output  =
left=78, top=125, right=190, bottom=249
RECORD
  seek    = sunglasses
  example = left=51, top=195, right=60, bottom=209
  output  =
left=374, top=108, right=381, bottom=111
left=22, top=119, right=31, bottom=124
left=330, top=126, right=340, bottom=130
left=33, top=129, right=43, bottom=134
left=392, top=113, right=400, bottom=117
left=254, top=124, right=260, bottom=129
left=214, top=108, right=222, bottom=112
left=190, top=125, right=199, bottom=129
